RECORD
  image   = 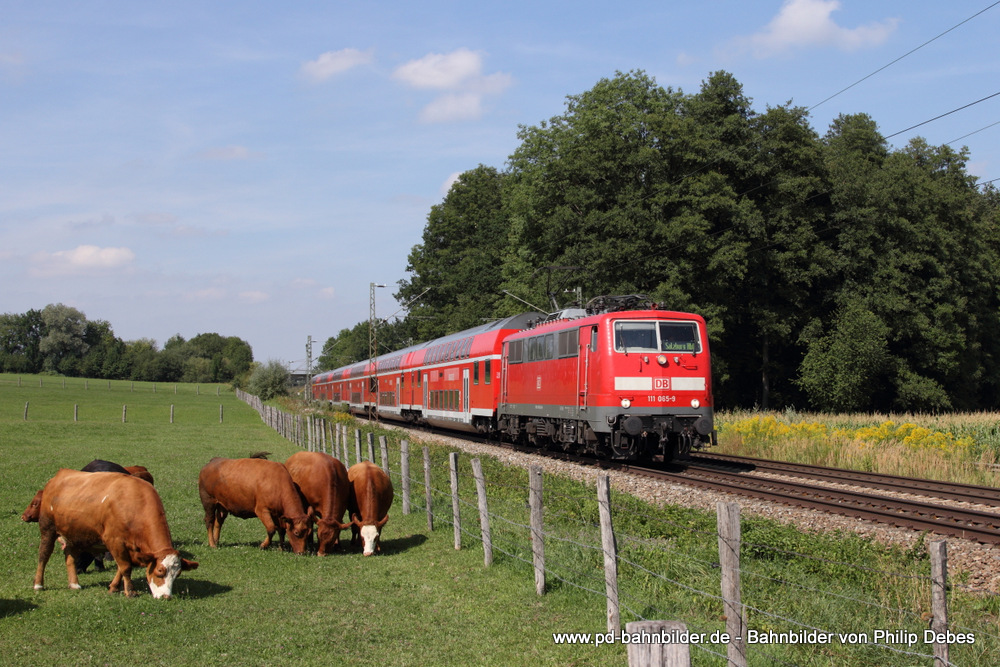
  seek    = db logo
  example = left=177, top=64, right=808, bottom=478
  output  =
left=654, top=378, right=671, bottom=390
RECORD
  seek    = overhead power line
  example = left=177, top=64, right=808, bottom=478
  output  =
left=808, top=1, right=1000, bottom=112
left=949, top=119, right=1000, bottom=144
left=886, top=90, right=1000, bottom=139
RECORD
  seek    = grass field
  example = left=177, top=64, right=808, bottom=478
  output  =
left=3, top=374, right=1000, bottom=666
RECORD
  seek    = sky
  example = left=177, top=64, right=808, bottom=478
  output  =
left=2, top=1, right=998, bottom=372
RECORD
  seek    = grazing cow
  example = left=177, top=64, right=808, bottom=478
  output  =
left=33, top=469, right=197, bottom=598
left=80, top=459, right=130, bottom=474
left=284, top=452, right=351, bottom=556
left=124, top=466, right=155, bottom=485
left=347, top=461, right=394, bottom=556
left=198, top=457, right=313, bottom=554
left=22, top=460, right=155, bottom=523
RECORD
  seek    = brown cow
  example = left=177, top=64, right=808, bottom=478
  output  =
left=33, top=469, right=197, bottom=598
left=22, top=461, right=155, bottom=523
left=21, top=459, right=153, bottom=524
left=198, top=457, right=312, bottom=554
left=347, top=461, right=394, bottom=556
left=284, top=452, right=351, bottom=556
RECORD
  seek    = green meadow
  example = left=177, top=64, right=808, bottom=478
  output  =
left=3, top=374, right=1000, bottom=666
left=0, top=375, right=615, bottom=666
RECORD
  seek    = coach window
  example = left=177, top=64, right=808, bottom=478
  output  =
left=485, top=359, right=491, bottom=384
left=474, top=361, right=480, bottom=385
left=545, top=334, right=555, bottom=360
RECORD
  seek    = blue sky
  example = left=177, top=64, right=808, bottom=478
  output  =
left=2, top=1, right=998, bottom=371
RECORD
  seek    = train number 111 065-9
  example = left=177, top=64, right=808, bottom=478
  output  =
left=648, top=395, right=677, bottom=403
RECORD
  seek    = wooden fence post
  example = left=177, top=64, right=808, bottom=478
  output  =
left=930, top=540, right=950, bottom=666
left=122, top=405, right=127, bottom=423
left=597, top=474, right=620, bottom=634
left=449, top=452, right=461, bottom=550
left=23, top=402, right=28, bottom=421
left=423, top=446, right=434, bottom=531
left=401, top=440, right=411, bottom=515
left=379, top=435, right=389, bottom=474
left=355, top=429, right=362, bottom=465
left=717, top=501, right=747, bottom=667
left=625, top=620, right=691, bottom=667
left=170, top=405, right=174, bottom=424
left=219, top=404, right=224, bottom=423
left=367, top=432, right=375, bottom=462
left=471, top=458, right=493, bottom=567
left=530, top=465, right=545, bottom=595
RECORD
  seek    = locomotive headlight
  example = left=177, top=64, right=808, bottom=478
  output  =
left=656, top=354, right=668, bottom=365
left=621, top=398, right=631, bottom=409
left=691, top=399, right=701, bottom=409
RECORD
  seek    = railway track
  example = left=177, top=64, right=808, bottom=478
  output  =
left=627, top=457, right=1000, bottom=546
left=398, top=423, right=1000, bottom=545
left=690, top=452, right=1000, bottom=507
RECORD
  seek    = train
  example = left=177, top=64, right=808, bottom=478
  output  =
left=310, top=295, right=716, bottom=462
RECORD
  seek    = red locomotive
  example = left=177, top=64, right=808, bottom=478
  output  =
left=311, top=296, right=715, bottom=462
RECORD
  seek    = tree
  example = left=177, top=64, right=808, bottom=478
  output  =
left=797, top=301, right=890, bottom=411
left=39, top=303, right=89, bottom=375
left=317, top=323, right=370, bottom=371
left=503, top=70, right=687, bottom=310
left=246, top=360, right=289, bottom=400
left=398, top=165, right=510, bottom=340
left=0, top=309, right=44, bottom=373
left=79, top=319, right=125, bottom=379
left=822, top=115, right=1000, bottom=411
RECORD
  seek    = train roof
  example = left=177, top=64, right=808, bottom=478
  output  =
left=316, top=311, right=545, bottom=376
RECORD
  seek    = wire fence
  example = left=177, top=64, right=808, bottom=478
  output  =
left=238, top=394, right=1000, bottom=667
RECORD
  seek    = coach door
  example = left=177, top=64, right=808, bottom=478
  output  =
left=462, top=369, right=470, bottom=421
left=577, top=326, right=596, bottom=415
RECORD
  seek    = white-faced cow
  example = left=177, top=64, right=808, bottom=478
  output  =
left=23, top=460, right=156, bottom=574
left=33, top=469, right=197, bottom=598
left=198, top=456, right=312, bottom=554
left=284, top=451, right=351, bottom=556
left=347, top=461, right=394, bottom=556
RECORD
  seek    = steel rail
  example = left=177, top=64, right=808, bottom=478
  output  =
left=627, top=465, right=1000, bottom=545
left=690, top=452, right=1000, bottom=507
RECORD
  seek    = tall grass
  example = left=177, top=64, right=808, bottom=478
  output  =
left=716, top=409, right=1000, bottom=486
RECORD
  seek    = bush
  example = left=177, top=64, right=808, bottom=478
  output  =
left=245, top=360, right=289, bottom=400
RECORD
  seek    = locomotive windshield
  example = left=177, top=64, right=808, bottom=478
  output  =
left=614, top=321, right=701, bottom=353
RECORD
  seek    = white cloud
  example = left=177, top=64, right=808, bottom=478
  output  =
left=735, top=0, right=899, bottom=58
left=392, top=48, right=512, bottom=124
left=392, top=48, right=483, bottom=89
left=319, top=287, right=336, bottom=299
left=29, top=245, right=135, bottom=277
left=301, top=48, right=374, bottom=82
